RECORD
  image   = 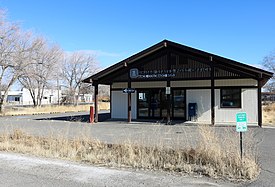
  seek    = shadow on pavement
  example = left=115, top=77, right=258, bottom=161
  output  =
left=35, top=112, right=111, bottom=123
left=106, top=118, right=186, bottom=125
left=35, top=113, right=187, bottom=125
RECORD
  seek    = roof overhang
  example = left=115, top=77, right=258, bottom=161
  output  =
left=83, top=40, right=273, bottom=87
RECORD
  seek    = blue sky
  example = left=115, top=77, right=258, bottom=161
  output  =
left=0, top=0, right=275, bottom=69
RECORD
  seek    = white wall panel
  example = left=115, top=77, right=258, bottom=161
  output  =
left=215, top=79, right=257, bottom=87
left=112, top=82, right=166, bottom=89
left=112, top=82, right=128, bottom=89
left=111, top=91, right=137, bottom=119
left=113, top=79, right=257, bottom=89
left=111, top=91, right=127, bottom=119
left=215, top=88, right=258, bottom=125
left=186, top=89, right=211, bottom=123
left=172, top=80, right=210, bottom=87
left=132, top=81, right=166, bottom=88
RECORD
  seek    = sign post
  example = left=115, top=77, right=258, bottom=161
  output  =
left=122, top=88, right=135, bottom=94
left=236, top=112, right=248, bottom=160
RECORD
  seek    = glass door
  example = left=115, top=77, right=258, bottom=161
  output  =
left=138, top=91, right=150, bottom=117
left=138, top=89, right=164, bottom=118
left=149, top=90, right=161, bottom=118
left=172, top=89, right=185, bottom=119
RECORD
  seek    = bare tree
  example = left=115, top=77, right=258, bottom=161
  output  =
left=61, top=52, right=98, bottom=105
left=0, top=83, right=8, bottom=92
left=18, top=37, right=63, bottom=106
left=98, top=85, right=110, bottom=101
left=263, top=51, right=275, bottom=92
left=79, top=83, right=93, bottom=95
left=263, top=82, right=275, bottom=92
left=0, top=11, right=39, bottom=112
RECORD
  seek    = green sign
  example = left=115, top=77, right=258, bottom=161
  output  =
left=236, top=112, right=247, bottom=132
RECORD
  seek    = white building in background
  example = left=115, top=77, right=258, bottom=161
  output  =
left=78, top=94, right=93, bottom=103
left=2, top=88, right=93, bottom=106
left=1, top=88, right=62, bottom=106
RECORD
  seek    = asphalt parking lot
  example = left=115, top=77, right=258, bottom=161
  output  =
left=0, top=111, right=274, bottom=186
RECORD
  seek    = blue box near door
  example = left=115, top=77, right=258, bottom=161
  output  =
left=188, top=103, right=197, bottom=121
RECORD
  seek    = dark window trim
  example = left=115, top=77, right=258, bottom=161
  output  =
left=220, top=88, right=242, bottom=108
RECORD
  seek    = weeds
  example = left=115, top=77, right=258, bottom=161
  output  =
left=0, top=125, right=260, bottom=181
left=1, top=102, right=110, bottom=116
left=263, top=103, right=275, bottom=125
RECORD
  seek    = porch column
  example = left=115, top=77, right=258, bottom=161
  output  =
left=128, top=81, right=131, bottom=123
left=167, top=80, right=171, bottom=124
left=166, top=49, right=171, bottom=125
left=211, top=66, right=215, bottom=125
left=258, top=80, right=262, bottom=127
left=94, top=84, right=99, bottom=123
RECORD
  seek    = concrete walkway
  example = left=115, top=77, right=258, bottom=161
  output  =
left=0, top=152, right=235, bottom=187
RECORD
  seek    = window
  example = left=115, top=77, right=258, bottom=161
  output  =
left=15, top=97, right=20, bottom=102
left=220, top=88, right=241, bottom=108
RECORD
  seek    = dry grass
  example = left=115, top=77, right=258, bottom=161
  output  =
left=1, top=102, right=110, bottom=116
left=196, top=126, right=259, bottom=180
left=263, top=103, right=275, bottom=125
left=0, top=125, right=260, bottom=181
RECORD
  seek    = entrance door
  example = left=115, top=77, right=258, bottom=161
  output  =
left=138, top=90, right=150, bottom=117
left=172, top=89, right=186, bottom=119
left=137, top=89, right=185, bottom=120
left=138, top=89, right=164, bottom=118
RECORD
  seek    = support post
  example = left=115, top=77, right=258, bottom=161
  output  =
left=89, top=106, right=94, bottom=123
left=240, top=132, right=243, bottom=160
left=128, top=81, right=131, bottom=123
left=258, top=80, right=262, bottom=127
left=166, top=49, right=171, bottom=125
left=167, top=81, right=171, bottom=125
left=110, top=84, right=112, bottom=117
left=211, top=65, right=215, bottom=125
left=94, top=84, right=99, bottom=123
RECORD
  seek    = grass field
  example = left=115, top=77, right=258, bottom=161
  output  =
left=0, top=102, right=110, bottom=116
left=0, top=125, right=260, bottom=181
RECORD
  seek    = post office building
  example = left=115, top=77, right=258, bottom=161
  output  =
left=83, top=40, right=272, bottom=126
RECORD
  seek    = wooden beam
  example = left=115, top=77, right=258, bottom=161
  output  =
left=167, top=49, right=171, bottom=124
left=211, top=66, right=215, bottom=125
left=128, top=81, right=132, bottom=123
left=167, top=80, right=171, bottom=124
left=258, top=80, right=262, bottom=127
left=94, top=84, right=99, bottom=123
left=110, top=84, right=112, bottom=118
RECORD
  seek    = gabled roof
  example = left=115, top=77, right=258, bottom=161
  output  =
left=83, top=40, right=273, bottom=85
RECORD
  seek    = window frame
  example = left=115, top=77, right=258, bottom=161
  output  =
left=220, top=88, right=242, bottom=108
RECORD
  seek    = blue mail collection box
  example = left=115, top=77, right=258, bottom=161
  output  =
left=188, top=103, right=197, bottom=119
